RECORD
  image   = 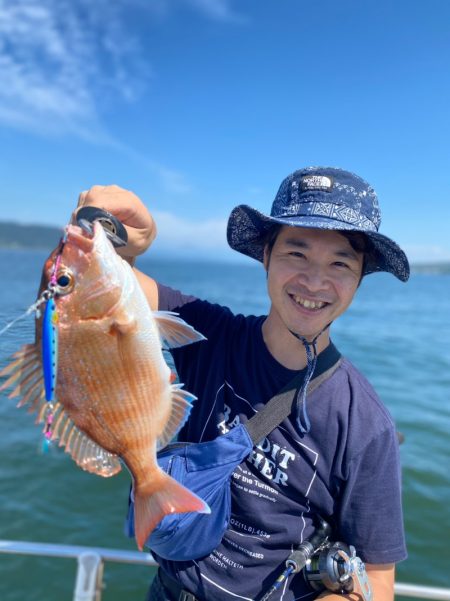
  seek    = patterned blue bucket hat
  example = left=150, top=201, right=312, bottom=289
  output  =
left=227, top=166, right=410, bottom=281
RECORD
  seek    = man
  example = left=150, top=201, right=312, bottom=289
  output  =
left=77, top=167, right=408, bottom=600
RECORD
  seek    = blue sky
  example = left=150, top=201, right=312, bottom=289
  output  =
left=0, top=0, right=449, bottom=263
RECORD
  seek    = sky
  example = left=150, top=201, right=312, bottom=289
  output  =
left=0, top=0, right=449, bottom=264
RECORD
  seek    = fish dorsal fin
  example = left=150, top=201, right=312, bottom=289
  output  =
left=153, top=311, right=206, bottom=348
left=0, top=344, right=41, bottom=396
left=157, top=383, right=197, bottom=450
left=0, top=345, right=51, bottom=420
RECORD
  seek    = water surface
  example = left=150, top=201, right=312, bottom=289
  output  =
left=0, top=249, right=449, bottom=600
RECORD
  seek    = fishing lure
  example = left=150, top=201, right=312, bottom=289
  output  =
left=41, top=296, right=58, bottom=448
left=42, top=297, right=58, bottom=403
left=40, top=231, right=68, bottom=450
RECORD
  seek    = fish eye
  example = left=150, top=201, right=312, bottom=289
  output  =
left=54, top=269, right=75, bottom=295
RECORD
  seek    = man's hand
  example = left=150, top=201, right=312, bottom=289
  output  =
left=73, top=184, right=157, bottom=262
left=317, top=563, right=395, bottom=601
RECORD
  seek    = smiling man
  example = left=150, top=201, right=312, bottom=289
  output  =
left=77, top=167, right=409, bottom=601
left=262, top=227, right=365, bottom=367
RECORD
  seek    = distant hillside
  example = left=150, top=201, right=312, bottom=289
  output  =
left=0, top=221, right=63, bottom=249
left=0, top=220, right=449, bottom=274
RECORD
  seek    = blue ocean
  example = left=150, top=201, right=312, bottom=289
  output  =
left=0, top=248, right=449, bottom=600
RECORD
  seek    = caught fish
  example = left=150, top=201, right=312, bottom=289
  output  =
left=0, top=221, right=209, bottom=549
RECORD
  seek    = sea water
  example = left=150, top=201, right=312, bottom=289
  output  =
left=0, top=249, right=449, bottom=600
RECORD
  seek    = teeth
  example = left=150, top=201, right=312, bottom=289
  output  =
left=292, top=295, right=326, bottom=310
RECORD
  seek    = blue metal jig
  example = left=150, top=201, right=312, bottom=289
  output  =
left=42, top=297, right=58, bottom=403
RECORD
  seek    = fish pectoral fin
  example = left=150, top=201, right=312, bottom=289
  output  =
left=110, top=314, right=138, bottom=336
left=153, top=311, right=206, bottom=348
left=51, top=408, right=122, bottom=477
left=157, top=384, right=196, bottom=450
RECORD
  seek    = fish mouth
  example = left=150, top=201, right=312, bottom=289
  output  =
left=66, top=222, right=101, bottom=253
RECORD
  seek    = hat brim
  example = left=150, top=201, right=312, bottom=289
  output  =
left=227, top=205, right=410, bottom=282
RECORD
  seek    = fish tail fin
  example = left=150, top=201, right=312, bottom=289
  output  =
left=134, top=471, right=210, bottom=551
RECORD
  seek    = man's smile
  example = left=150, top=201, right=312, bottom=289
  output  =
left=288, top=293, right=329, bottom=311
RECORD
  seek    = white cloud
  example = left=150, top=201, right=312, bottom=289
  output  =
left=0, top=0, right=242, bottom=138
left=0, top=0, right=241, bottom=193
left=404, top=243, right=450, bottom=264
left=110, top=142, right=194, bottom=195
left=183, top=0, right=243, bottom=22
left=149, top=216, right=450, bottom=264
left=150, top=210, right=233, bottom=256
left=151, top=164, right=193, bottom=195
left=0, top=0, right=147, bottom=137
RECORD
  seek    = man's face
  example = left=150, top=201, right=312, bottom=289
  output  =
left=264, top=226, right=364, bottom=342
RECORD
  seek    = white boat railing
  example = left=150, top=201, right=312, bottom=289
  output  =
left=1, top=539, right=449, bottom=601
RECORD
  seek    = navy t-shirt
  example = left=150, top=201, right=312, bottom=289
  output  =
left=155, top=284, right=407, bottom=600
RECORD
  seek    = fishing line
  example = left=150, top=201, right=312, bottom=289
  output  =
left=0, top=306, right=37, bottom=337
left=0, top=287, right=58, bottom=336
left=0, top=230, right=69, bottom=338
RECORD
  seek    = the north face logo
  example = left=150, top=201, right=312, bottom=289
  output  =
left=299, top=175, right=333, bottom=192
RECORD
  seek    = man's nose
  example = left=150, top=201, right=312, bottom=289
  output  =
left=297, top=264, right=329, bottom=290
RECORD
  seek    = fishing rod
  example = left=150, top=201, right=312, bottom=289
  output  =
left=257, top=517, right=331, bottom=601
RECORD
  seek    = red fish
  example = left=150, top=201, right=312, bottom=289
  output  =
left=0, top=222, right=209, bottom=549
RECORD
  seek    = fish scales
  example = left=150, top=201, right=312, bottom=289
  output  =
left=56, top=322, right=167, bottom=454
left=0, top=222, right=209, bottom=550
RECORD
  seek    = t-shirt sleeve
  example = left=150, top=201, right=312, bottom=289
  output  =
left=336, top=424, right=407, bottom=564
left=157, top=282, right=198, bottom=312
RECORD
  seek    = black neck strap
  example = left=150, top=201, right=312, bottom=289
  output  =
left=245, top=346, right=341, bottom=444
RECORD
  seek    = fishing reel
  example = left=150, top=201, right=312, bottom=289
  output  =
left=76, top=206, right=128, bottom=248
left=257, top=517, right=372, bottom=601
left=304, top=541, right=373, bottom=601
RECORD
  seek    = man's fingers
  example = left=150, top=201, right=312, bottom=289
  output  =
left=77, top=190, right=89, bottom=208
left=70, top=184, right=157, bottom=257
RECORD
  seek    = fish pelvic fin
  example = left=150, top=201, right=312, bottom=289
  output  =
left=157, top=384, right=196, bottom=450
left=134, top=471, right=210, bottom=551
left=153, top=311, right=206, bottom=348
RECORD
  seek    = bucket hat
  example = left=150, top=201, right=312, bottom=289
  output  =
left=227, top=166, right=410, bottom=281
